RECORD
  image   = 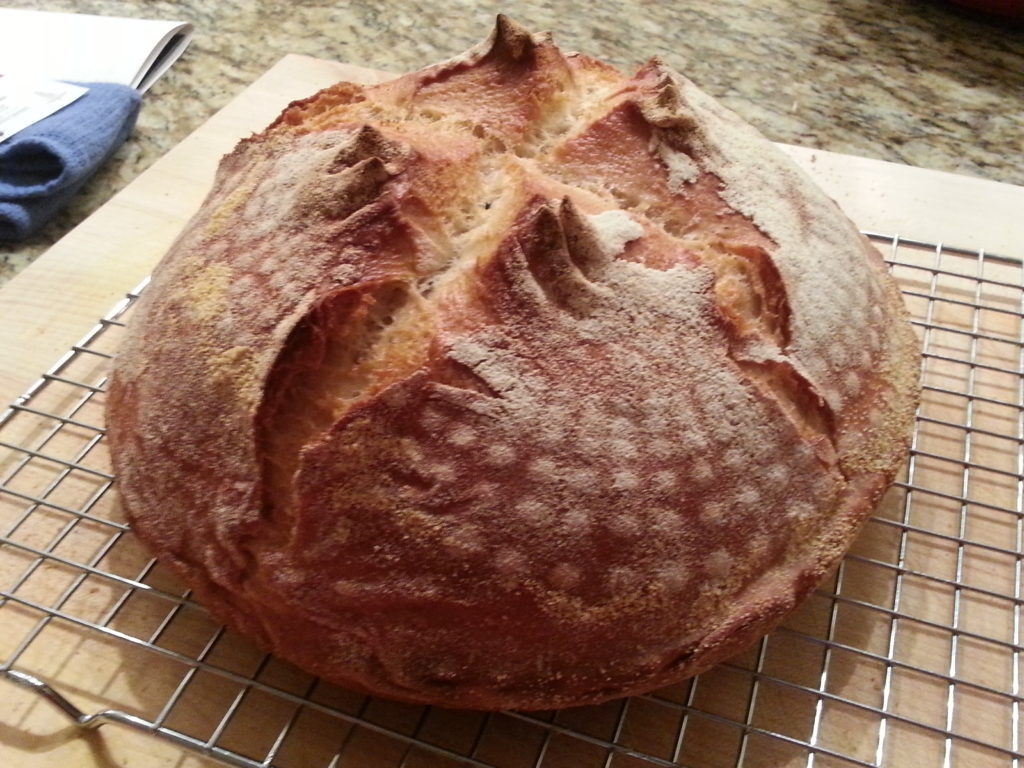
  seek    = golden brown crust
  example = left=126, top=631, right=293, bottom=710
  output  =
left=106, top=16, right=920, bottom=710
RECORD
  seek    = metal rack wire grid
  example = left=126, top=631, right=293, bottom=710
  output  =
left=1, top=233, right=1021, bottom=768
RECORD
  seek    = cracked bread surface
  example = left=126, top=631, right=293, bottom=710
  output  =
left=106, top=16, right=920, bottom=710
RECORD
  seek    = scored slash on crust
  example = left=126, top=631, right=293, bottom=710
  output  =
left=502, top=196, right=613, bottom=316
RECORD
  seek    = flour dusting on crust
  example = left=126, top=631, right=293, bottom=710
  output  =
left=105, top=16, right=920, bottom=712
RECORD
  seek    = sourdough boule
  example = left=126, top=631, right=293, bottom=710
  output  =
left=106, top=16, right=920, bottom=710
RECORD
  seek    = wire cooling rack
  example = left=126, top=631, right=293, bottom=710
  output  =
left=1, top=233, right=1021, bottom=768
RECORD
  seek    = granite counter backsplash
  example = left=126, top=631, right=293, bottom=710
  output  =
left=1, top=0, right=1021, bottom=287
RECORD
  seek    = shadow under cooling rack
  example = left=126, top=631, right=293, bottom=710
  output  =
left=0, top=233, right=1022, bottom=768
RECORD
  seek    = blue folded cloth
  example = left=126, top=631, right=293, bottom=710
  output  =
left=0, top=81, right=142, bottom=241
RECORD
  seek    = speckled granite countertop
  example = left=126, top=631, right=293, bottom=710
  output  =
left=1, top=0, right=1021, bottom=286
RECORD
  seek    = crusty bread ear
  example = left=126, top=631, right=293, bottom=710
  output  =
left=106, top=16, right=919, bottom=710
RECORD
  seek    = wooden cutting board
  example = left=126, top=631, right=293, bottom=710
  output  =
left=1, top=54, right=1023, bottom=412
left=1, top=53, right=1023, bottom=768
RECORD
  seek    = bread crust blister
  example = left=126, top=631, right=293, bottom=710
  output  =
left=106, top=16, right=920, bottom=710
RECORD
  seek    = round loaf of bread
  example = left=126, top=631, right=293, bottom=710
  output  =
left=106, top=17, right=920, bottom=710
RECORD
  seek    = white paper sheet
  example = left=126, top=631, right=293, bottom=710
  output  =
left=0, top=75, right=88, bottom=142
left=0, top=9, right=193, bottom=93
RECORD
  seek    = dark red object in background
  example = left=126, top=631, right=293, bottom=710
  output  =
left=948, top=0, right=1024, bottom=18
